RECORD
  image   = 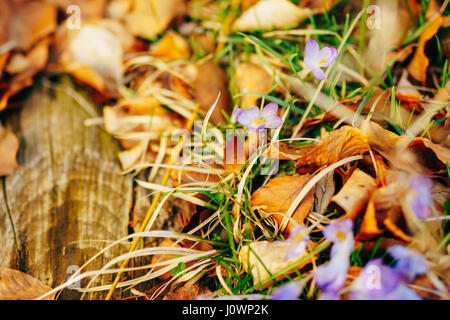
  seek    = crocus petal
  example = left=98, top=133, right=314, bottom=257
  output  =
left=304, top=56, right=318, bottom=71
left=271, top=281, right=303, bottom=300
left=263, top=115, right=283, bottom=129
left=388, top=245, right=428, bottom=281
left=260, top=102, right=278, bottom=117
left=284, top=241, right=307, bottom=261
left=305, top=39, right=320, bottom=57
left=235, top=106, right=260, bottom=127
left=311, top=67, right=326, bottom=80
left=318, top=47, right=338, bottom=67
left=407, top=175, right=432, bottom=220
left=314, top=258, right=349, bottom=294
left=322, top=219, right=353, bottom=244
left=349, top=257, right=422, bottom=300
left=252, top=124, right=266, bottom=133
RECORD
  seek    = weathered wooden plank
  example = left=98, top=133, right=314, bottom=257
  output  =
left=0, top=81, right=133, bottom=299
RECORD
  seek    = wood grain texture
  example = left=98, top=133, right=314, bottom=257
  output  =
left=0, top=81, right=133, bottom=299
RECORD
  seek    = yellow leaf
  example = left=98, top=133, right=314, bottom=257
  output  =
left=233, top=0, right=311, bottom=31
left=239, top=240, right=315, bottom=289
left=235, top=62, right=273, bottom=109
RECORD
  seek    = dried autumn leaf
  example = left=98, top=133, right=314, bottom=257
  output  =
left=0, top=268, right=55, bottom=300
left=365, top=122, right=450, bottom=176
left=8, top=1, right=57, bottom=51
left=365, top=0, right=413, bottom=72
left=193, top=61, right=232, bottom=125
left=239, top=240, right=315, bottom=288
left=408, top=15, right=443, bottom=83
left=294, top=126, right=370, bottom=172
left=330, top=169, right=377, bottom=220
left=0, top=124, right=19, bottom=176
left=251, top=175, right=315, bottom=234
left=163, top=282, right=212, bottom=300
left=235, top=62, right=273, bottom=109
left=233, top=0, right=311, bottom=31
left=124, top=0, right=185, bottom=39
left=298, top=0, right=339, bottom=14
left=357, top=196, right=384, bottom=241
left=151, top=30, right=190, bottom=59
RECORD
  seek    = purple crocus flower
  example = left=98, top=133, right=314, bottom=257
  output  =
left=284, top=225, right=310, bottom=262
left=234, top=103, right=283, bottom=133
left=304, top=39, right=338, bottom=80
left=323, top=219, right=354, bottom=258
left=349, top=259, right=421, bottom=300
left=388, top=245, right=428, bottom=282
left=271, top=281, right=303, bottom=300
left=406, top=175, right=432, bottom=220
left=314, top=219, right=354, bottom=298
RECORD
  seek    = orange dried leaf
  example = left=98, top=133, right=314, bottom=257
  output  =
left=356, top=197, right=384, bottom=241
left=330, top=169, right=377, bottom=220
left=408, top=16, right=443, bottom=83
left=151, top=30, right=190, bottom=59
left=251, top=175, right=314, bottom=235
left=0, top=124, right=19, bottom=176
left=366, top=122, right=450, bottom=176
left=235, top=62, right=273, bottom=109
left=0, top=268, right=55, bottom=300
left=294, top=126, right=370, bottom=171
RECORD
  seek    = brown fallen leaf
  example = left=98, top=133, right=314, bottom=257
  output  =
left=251, top=174, right=315, bottom=235
left=294, top=126, right=370, bottom=172
left=235, top=62, right=273, bottom=109
left=408, top=15, right=443, bottom=83
left=8, top=0, right=57, bottom=51
left=193, top=61, right=232, bottom=125
left=233, top=0, right=311, bottom=31
left=163, top=282, right=212, bottom=300
left=365, top=0, right=413, bottom=72
left=0, top=268, right=55, bottom=300
left=330, top=169, right=377, bottom=220
left=151, top=30, right=191, bottom=60
left=239, top=240, right=315, bottom=289
left=0, top=124, right=19, bottom=176
left=365, top=122, right=450, bottom=176
left=298, top=0, right=339, bottom=14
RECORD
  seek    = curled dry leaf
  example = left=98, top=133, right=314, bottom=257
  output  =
left=0, top=268, right=55, bottom=300
left=314, top=171, right=335, bottom=215
left=251, top=175, right=315, bottom=235
left=330, top=169, right=377, bottom=220
left=233, top=0, right=311, bottom=31
left=365, top=122, right=450, bottom=176
left=124, top=0, right=185, bottom=39
left=294, top=126, right=370, bottom=172
left=408, top=15, right=443, bottom=83
left=59, top=23, right=124, bottom=94
left=239, top=240, right=315, bottom=289
left=193, top=61, right=232, bottom=125
left=235, top=62, right=273, bottom=109
left=0, top=124, right=19, bottom=176
left=151, top=30, right=191, bottom=60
